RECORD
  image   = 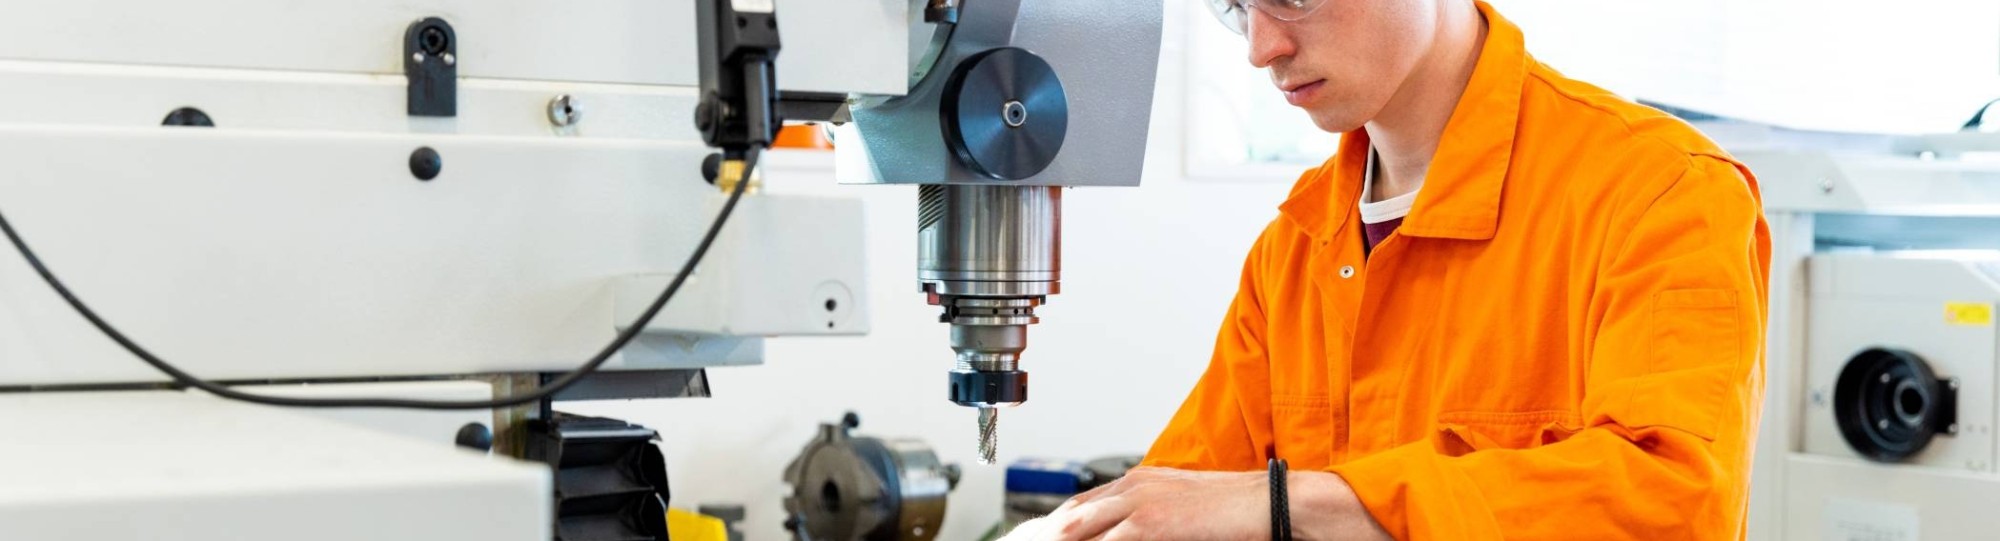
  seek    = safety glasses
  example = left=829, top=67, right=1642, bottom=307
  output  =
left=1205, top=0, right=1329, bottom=35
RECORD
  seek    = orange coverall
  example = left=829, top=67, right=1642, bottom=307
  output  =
left=1143, top=3, right=1771, bottom=539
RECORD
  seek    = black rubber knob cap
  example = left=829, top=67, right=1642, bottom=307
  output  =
left=454, top=422, right=493, bottom=452
left=409, top=147, right=443, bottom=181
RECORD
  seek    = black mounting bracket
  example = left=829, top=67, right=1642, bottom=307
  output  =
left=403, top=17, right=457, bottom=117
left=695, top=0, right=783, bottom=157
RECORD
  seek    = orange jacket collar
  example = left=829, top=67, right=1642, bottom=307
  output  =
left=1279, top=0, right=1526, bottom=243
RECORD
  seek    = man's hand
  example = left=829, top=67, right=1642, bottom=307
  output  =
left=999, top=466, right=1392, bottom=541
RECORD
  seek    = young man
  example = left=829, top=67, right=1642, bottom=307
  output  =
left=1006, top=0, right=1769, bottom=539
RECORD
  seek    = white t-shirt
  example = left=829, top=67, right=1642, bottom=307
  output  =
left=1359, top=146, right=1421, bottom=225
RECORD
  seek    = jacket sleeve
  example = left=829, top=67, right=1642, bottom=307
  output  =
left=1140, top=222, right=1280, bottom=472
left=1328, top=155, right=1772, bottom=540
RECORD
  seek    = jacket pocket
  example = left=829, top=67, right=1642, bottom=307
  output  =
left=1434, top=410, right=1583, bottom=456
left=1272, top=394, right=1334, bottom=467
left=1630, top=289, right=1742, bottom=441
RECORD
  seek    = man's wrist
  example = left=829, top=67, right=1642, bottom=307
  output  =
left=1285, top=471, right=1379, bottom=541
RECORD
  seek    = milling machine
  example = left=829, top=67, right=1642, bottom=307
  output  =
left=0, top=0, right=1162, bottom=539
left=833, top=0, right=1161, bottom=463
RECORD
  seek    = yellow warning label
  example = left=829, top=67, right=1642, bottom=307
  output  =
left=1946, top=302, right=1993, bottom=326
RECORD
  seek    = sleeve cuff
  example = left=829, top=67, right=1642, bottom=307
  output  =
left=1328, top=442, right=1500, bottom=540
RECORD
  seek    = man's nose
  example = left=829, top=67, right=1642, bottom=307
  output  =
left=1246, top=8, right=1294, bottom=69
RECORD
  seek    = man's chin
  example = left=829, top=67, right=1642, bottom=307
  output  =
left=1305, top=110, right=1365, bottom=135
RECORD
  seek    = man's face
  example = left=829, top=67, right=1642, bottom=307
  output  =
left=1246, top=0, right=1437, bottom=133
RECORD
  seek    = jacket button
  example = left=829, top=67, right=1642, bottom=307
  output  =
left=1339, top=266, right=1355, bottom=278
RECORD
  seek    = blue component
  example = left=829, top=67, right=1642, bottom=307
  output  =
left=1005, top=458, right=1088, bottom=495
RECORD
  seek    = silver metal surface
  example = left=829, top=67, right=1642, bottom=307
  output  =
left=884, top=438, right=955, bottom=539
left=918, top=184, right=1060, bottom=466
left=547, top=94, right=580, bottom=127
left=950, top=324, right=1026, bottom=372
left=784, top=416, right=956, bottom=541
left=834, top=0, right=1162, bottom=187
left=917, top=184, right=1061, bottom=288
left=977, top=406, right=998, bottom=465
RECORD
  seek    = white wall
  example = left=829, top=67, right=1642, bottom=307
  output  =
left=562, top=4, right=1296, bottom=540
left=1501, top=0, right=2000, bottom=133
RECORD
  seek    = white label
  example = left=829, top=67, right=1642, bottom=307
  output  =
left=732, top=0, right=775, bottom=13
left=1824, top=498, right=1919, bottom=541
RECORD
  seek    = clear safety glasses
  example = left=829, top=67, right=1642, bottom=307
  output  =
left=1206, top=0, right=1329, bottom=35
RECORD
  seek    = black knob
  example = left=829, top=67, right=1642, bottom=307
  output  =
left=162, top=107, right=214, bottom=127
left=409, top=147, right=443, bottom=181
left=454, top=422, right=493, bottom=452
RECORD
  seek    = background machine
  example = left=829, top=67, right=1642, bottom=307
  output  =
left=0, top=0, right=1160, bottom=540
left=1722, top=119, right=2000, bottom=540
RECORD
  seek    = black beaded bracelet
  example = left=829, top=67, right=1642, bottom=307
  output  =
left=1269, top=458, right=1291, bottom=541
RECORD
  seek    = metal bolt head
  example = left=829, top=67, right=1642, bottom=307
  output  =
left=411, top=52, right=425, bottom=64
left=547, top=94, right=582, bottom=127
left=1002, top=100, right=1028, bottom=128
left=442, top=52, right=456, bottom=66
left=1818, top=178, right=1836, bottom=194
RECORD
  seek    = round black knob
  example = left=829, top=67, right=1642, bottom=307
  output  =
left=409, top=147, right=443, bottom=181
left=454, top=422, right=493, bottom=452
left=162, top=107, right=214, bottom=127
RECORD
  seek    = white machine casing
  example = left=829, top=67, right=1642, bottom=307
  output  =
left=0, top=0, right=1172, bottom=538
left=1802, top=254, right=1997, bottom=471
left=0, top=1, right=912, bottom=539
left=0, top=0, right=901, bottom=386
left=1734, top=123, right=2000, bottom=541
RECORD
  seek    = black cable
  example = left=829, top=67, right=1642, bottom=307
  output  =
left=1965, top=98, right=2000, bottom=131
left=0, top=148, right=762, bottom=410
